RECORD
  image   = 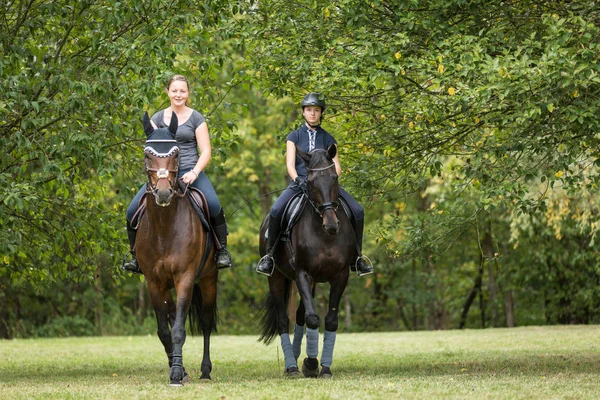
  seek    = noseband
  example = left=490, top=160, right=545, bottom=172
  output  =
left=305, top=163, right=339, bottom=216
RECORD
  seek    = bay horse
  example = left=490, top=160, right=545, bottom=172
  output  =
left=258, top=146, right=355, bottom=378
left=135, top=112, right=218, bottom=386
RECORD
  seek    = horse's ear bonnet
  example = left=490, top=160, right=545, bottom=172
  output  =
left=143, top=112, right=179, bottom=157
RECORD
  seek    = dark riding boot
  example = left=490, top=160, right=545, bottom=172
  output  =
left=350, top=218, right=374, bottom=277
left=211, top=209, right=233, bottom=269
left=122, top=221, right=142, bottom=274
left=256, top=215, right=282, bottom=277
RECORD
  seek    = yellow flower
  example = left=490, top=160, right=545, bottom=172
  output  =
left=324, top=8, right=330, bottom=18
left=395, top=51, right=402, bottom=60
left=448, top=87, right=455, bottom=96
left=555, top=171, right=563, bottom=178
left=573, top=89, right=579, bottom=98
left=408, top=121, right=414, bottom=129
left=438, top=64, right=444, bottom=74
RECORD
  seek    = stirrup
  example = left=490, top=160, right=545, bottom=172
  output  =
left=256, top=255, right=275, bottom=277
left=216, top=251, right=233, bottom=269
left=121, top=252, right=141, bottom=274
left=353, top=255, right=374, bottom=277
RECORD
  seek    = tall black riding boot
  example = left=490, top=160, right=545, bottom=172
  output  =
left=256, top=215, right=282, bottom=277
left=122, top=220, right=142, bottom=274
left=350, top=218, right=374, bottom=277
left=211, top=209, right=233, bottom=269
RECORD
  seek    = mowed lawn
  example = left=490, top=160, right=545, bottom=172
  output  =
left=1, top=326, right=599, bottom=399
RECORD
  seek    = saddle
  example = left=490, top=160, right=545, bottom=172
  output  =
left=266, top=193, right=354, bottom=242
left=131, top=184, right=215, bottom=246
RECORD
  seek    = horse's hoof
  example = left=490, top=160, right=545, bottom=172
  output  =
left=285, top=366, right=300, bottom=378
left=199, top=374, right=212, bottom=381
left=302, top=357, right=319, bottom=378
left=319, top=366, right=333, bottom=379
left=168, top=381, right=184, bottom=387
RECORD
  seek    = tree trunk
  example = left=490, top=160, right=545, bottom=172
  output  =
left=0, top=289, right=9, bottom=339
left=482, top=220, right=498, bottom=326
left=459, top=266, right=483, bottom=329
left=137, top=281, right=146, bottom=325
left=344, top=292, right=352, bottom=329
left=95, top=265, right=103, bottom=335
left=504, top=289, right=515, bottom=327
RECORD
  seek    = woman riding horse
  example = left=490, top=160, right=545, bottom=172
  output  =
left=256, top=92, right=373, bottom=277
left=123, top=74, right=232, bottom=272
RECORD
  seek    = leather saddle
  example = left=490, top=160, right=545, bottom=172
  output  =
left=266, top=193, right=353, bottom=242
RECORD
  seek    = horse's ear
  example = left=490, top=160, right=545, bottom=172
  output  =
left=168, top=113, right=178, bottom=137
left=296, top=146, right=311, bottom=164
left=327, top=144, right=337, bottom=160
left=143, top=112, right=154, bottom=137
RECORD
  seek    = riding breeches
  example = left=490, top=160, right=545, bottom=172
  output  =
left=126, top=169, right=222, bottom=222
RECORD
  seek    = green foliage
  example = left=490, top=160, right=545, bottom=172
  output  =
left=3, top=0, right=600, bottom=337
left=34, top=316, right=96, bottom=338
left=0, top=0, right=239, bottom=288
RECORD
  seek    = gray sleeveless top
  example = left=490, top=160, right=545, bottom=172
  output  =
left=151, top=109, right=206, bottom=170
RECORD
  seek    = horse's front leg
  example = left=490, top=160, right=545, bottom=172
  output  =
left=296, top=271, right=320, bottom=378
left=169, top=278, right=195, bottom=386
left=147, top=282, right=174, bottom=368
left=320, top=269, right=349, bottom=379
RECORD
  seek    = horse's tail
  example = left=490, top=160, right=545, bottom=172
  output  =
left=188, top=283, right=218, bottom=336
left=257, top=277, right=292, bottom=345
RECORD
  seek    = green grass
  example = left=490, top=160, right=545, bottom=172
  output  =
left=1, top=326, right=599, bottom=399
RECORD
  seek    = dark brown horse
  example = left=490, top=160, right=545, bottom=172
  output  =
left=258, top=146, right=355, bottom=378
left=135, top=112, right=218, bottom=386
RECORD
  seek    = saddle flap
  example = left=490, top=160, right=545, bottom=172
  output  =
left=131, top=186, right=211, bottom=234
left=265, top=193, right=306, bottom=242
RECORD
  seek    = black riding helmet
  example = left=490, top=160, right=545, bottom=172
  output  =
left=301, top=92, right=326, bottom=112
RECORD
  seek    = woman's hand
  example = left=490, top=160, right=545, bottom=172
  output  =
left=181, top=170, right=199, bottom=184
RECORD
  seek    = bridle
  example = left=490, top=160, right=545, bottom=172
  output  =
left=305, top=162, right=339, bottom=216
left=144, top=145, right=189, bottom=199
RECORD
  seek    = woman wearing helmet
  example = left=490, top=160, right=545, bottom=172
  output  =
left=256, top=92, right=374, bottom=277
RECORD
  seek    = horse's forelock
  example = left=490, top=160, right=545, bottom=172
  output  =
left=307, top=149, right=330, bottom=169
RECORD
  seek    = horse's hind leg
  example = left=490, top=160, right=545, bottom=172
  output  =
left=269, top=273, right=299, bottom=377
left=198, top=275, right=218, bottom=380
left=292, top=300, right=306, bottom=360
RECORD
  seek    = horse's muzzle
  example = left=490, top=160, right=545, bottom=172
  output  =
left=154, top=188, right=174, bottom=207
left=322, top=213, right=340, bottom=235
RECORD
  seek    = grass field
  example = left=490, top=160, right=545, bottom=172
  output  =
left=1, top=325, right=599, bottom=399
